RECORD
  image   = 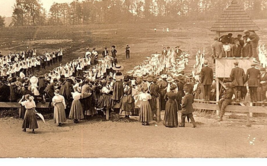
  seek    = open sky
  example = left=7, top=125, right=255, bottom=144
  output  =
left=0, top=0, right=74, bottom=17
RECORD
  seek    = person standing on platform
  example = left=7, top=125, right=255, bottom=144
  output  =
left=200, top=60, right=213, bottom=101
left=237, top=34, right=244, bottom=47
left=258, top=68, right=267, bottom=102
left=241, top=36, right=252, bottom=58
left=126, top=45, right=130, bottom=59
left=246, top=62, right=260, bottom=102
left=211, top=37, right=223, bottom=60
left=244, top=30, right=260, bottom=62
left=218, top=83, right=234, bottom=121
left=232, top=39, right=242, bottom=58
left=230, top=62, right=245, bottom=102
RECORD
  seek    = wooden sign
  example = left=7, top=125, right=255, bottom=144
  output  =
left=215, top=58, right=254, bottom=78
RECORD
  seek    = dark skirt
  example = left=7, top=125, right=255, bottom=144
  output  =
left=69, top=99, right=84, bottom=120
left=22, top=108, right=38, bottom=129
left=163, top=100, right=178, bottom=127
left=121, top=95, right=135, bottom=115
left=139, top=101, right=153, bottom=124
left=19, top=106, right=26, bottom=119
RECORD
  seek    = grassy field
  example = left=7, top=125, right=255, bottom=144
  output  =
left=1, top=20, right=267, bottom=158
left=1, top=20, right=267, bottom=74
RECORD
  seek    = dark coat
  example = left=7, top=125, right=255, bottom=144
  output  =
left=200, top=66, right=213, bottom=85
left=44, top=83, right=55, bottom=98
left=111, top=49, right=117, bottom=58
left=249, top=33, right=260, bottom=48
left=260, top=73, right=267, bottom=87
left=102, top=50, right=109, bottom=57
left=232, top=44, right=242, bottom=57
left=246, top=67, right=260, bottom=87
left=181, top=93, right=194, bottom=114
left=241, top=43, right=252, bottom=57
left=212, top=41, right=223, bottom=58
left=222, top=88, right=234, bottom=100
left=112, top=80, right=124, bottom=101
left=230, top=67, right=245, bottom=86
left=149, top=83, right=160, bottom=97
left=60, top=81, right=74, bottom=101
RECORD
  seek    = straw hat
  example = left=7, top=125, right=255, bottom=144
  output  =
left=112, top=64, right=124, bottom=71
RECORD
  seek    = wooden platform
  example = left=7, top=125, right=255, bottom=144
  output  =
left=0, top=102, right=50, bottom=109
left=215, top=58, right=253, bottom=78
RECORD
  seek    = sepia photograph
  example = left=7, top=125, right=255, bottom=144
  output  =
left=0, top=0, right=267, bottom=160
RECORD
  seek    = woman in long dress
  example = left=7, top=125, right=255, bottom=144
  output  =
left=19, top=94, right=38, bottom=133
left=163, top=84, right=178, bottom=127
left=69, top=87, right=84, bottom=123
left=52, top=89, right=67, bottom=126
left=139, top=87, right=153, bottom=125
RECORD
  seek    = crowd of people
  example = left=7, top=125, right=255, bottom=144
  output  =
left=212, top=30, right=260, bottom=63
left=0, top=44, right=196, bottom=134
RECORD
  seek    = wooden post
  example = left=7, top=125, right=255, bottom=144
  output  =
left=106, top=109, right=109, bottom=120
left=249, top=102, right=253, bottom=117
left=215, top=58, right=220, bottom=115
left=216, top=77, right=220, bottom=115
left=156, top=97, right=161, bottom=122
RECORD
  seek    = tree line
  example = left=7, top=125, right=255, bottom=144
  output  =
left=8, top=0, right=267, bottom=26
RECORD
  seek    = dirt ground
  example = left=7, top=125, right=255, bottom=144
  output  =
left=0, top=112, right=267, bottom=158
left=1, top=20, right=267, bottom=158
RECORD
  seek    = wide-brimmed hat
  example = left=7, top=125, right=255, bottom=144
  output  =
left=251, top=62, right=258, bottom=66
left=112, top=64, right=124, bottom=71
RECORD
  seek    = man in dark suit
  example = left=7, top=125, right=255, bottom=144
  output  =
left=200, top=60, right=213, bottom=101
left=230, top=61, right=245, bottom=102
left=218, top=83, right=234, bottom=121
left=126, top=45, right=130, bottom=59
left=179, top=84, right=196, bottom=128
left=157, top=75, right=168, bottom=110
left=237, top=34, right=244, bottom=47
left=148, top=77, right=160, bottom=119
left=258, top=68, right=267, bottom=101
left=111, top=45, right=117, bottom=66
left=241, top=36, right=252, bottom=58
left=44, top=78, right=57, bottom=106
left=246, top=62, right=260, bottom=102
left=102, top=47, right=109, bottom=58
left=244, top=30, right=260, bottom=62
left=232, top=38, right=242, bottom=58
left=211, top=37, right=223, bottom=59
